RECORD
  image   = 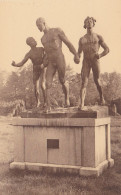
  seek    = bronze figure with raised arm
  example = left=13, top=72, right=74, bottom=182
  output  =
left=78, top=17, right=109, bottom=110
left=11, top=37, right=48, bottom=108
left=36, top=17, right=80, bottom=112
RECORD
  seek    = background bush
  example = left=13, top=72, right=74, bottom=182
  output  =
left=1, top=63, right=121, bottom=115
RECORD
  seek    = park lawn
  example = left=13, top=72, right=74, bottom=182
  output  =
left=0, top=116, right=121, bottom=195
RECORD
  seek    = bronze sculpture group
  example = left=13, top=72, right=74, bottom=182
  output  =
left=12, top=17, right=109, bottom=113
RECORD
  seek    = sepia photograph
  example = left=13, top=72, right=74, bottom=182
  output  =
left=0, top=0, right=121, bottom=194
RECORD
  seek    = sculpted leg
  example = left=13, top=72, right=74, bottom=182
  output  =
left=40, top=68, right=46, bottom=106
left=45, top=63, right=56, bottom=112
left=79, top=79, right=88, bottom=110
left=94, top=78, right=105, bottom=105
left=64, top=81, right=70, bottom=107
left=60, top=80, right=70, bottom=107
left=57, top=55, right=70, bottom=107
left=80, top=88, right=86, bottom=110
left=92, top=61, right=105, bottom=105
left=79, top=59, right=90, bottom=110
left=34, top=79, right=41, bottom=107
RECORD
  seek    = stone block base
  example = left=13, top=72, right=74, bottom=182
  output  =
left=10, top=158, right=114, bottom=177
left=11, top=107, right=114, bottom=177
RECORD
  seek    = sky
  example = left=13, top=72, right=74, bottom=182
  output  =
left=0, top=0, right=121, bottom=75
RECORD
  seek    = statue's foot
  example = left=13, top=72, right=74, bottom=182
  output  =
left=78, top=105, right=85, bottom=111
left=100, top=98, right=106, bottom=106
left=43, top=106, right=51, bottom=113
left=64, top=104, right=70, bottom=108
left=36, top=104, right=45, bottom=111
left=65, top=100, right=70, bottom=108
left=36, top=102, right=42, bottom=108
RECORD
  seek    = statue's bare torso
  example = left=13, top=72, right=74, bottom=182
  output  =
left=28, top=47, right=44, bottom=65
left=41, top=28, right=65, bottom=60
left=79, top=33, right=103, bottom=61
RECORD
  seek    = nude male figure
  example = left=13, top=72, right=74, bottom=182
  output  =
left=78, top=17, right=109, bottom=110
left=36, top=17, right=80, bottom=112
left=11, top=37, right=48, bottom=108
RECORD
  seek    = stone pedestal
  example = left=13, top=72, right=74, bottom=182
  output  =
left=10, top=106, right=114, bottom=176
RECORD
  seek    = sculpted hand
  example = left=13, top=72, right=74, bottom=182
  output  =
left=74, top=54, right=80, bottom=64
left=95, top=53, right=100, bottom=59
left=11, top=61, right=16, bottom=66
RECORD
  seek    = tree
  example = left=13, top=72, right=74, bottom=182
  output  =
left=1, top=62, right=121, bottom=113
left=101, top=72, right=121, bottom=103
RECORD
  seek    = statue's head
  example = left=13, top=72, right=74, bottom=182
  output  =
left=36, top=17, right=46, bottom=32
left=83, top=17, right=96, bottom=29
left=26, top=37, right=37, bottom=47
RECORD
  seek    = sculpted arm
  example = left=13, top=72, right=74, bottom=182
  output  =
left=58, top=28, right=80, bottom=63
left=78, top=38, right=83, bottom=58
left=11, top=52, right=30, bottom=67
left=58, top=29, right=77, bottom=55
left=97, top=35, right=110, bottom=59
left=41, top=50, right=48, bottom=68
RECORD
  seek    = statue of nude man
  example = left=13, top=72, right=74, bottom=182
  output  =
left=78, top=17, right=109, bottom=110
left=11, top=37, right=48, bottom=108
left=36, top=17, right=80, bottom=112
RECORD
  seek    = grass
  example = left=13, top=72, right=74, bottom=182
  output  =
left=0, top=116, right=121, bottom=194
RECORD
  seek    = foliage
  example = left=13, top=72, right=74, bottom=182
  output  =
left=101, top=72, right=121, bottom=102
left=1, top=64, right=121, bottom=114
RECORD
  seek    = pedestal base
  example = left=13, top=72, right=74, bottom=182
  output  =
left=10, top=106, right=114, bottom=177
left=10, top=158, right=114, bottom=177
